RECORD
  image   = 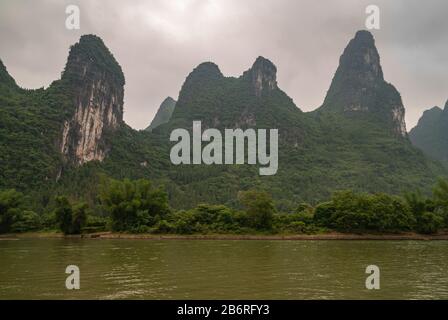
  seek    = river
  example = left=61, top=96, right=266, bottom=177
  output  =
left=0, top=239, right=447, bottom=299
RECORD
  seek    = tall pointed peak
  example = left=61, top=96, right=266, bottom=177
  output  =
left=58, top=35, right=125, bottom=165
left=244, top=56, right=277, bottom=97
left=320, top=30, right=407, bottom=137
left=337, top=30, right=383, bottom=83
left=62, top=34, right=125, bottom=86
left=353, top=30, right=375, bottom=44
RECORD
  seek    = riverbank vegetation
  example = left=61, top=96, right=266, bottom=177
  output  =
left=1, top=178, right=448, bottom=236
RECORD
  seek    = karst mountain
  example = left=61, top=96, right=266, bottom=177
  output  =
left=0, top=31, right=444, bottom=210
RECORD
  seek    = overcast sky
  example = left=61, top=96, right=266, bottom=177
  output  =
left=0, top=0, right=447, bottom=130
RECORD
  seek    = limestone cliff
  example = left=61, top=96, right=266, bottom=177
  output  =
left=59, top=35, right=125, bottom=165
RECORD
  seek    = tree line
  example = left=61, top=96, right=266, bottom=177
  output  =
left=1, top=178, right=448, bottom=235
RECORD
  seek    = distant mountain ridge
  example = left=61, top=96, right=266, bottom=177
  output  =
left=410, top=100, right=448, bottom=163
left=145, top=97, right=176, bottom=131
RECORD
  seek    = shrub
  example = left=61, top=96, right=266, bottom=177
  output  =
left=151, top=220, right=174, bottom=234
left=170, top=204, right=242, bottom=234
left=84, top=215, right=109, bottom=232
left=173, top=210, right=203, bottom=234
left=11, top=210, right=41, bottom=232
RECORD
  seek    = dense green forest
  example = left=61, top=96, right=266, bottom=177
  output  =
left=1, top=177, right=447, bottom=235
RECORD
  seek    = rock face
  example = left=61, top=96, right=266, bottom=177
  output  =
left=59, top=35, right=125, bottom=165
left=410, top=101, right=448, bottom=162
left=320, top=30, right=407, bottom=137
left=243, top=56, right=278, bottom=97
left=145, top=97, right=176, bottom=131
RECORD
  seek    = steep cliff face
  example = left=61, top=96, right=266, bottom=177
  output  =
left=59, top=35, right=125, bottom=165
left=319, top=30, right=407, bottom=137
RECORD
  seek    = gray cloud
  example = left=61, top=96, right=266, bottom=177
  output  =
left=0, top=0, right=447, bottom=129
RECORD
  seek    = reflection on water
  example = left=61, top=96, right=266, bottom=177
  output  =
left=0, top=239, right=447, bottom=299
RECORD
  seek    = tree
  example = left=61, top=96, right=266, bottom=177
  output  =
left=238, top=190, right=275, bottom=230
left=433, top=178, right=448, bottom=206
left=54, top=196, right=72, bottom=234
left=99, top=178, right=170, bottom=232
left=404, top=190, right=442, bottom=233
left=404, top=191, right=428, bottom=216
left=432, top=178, right=448, bottom=227
left=0, top=189, right=23, bottom=233
left=54, top=196, right=87, bottom=235
left=71, top=202, right=88, bottom=234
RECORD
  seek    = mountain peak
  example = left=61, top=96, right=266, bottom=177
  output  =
left=430, top=105, right=443, bottom=112
left=146, top=97, right=176, bottom=131
left=338, top=30, right=383, bottom=83
left=162, top=96, right=175, bottom=105
left=188, top=62, right=223, bottom=82
left=418, top=106, right=443, bottom=125
left=353, top=30, right=375, bottom=44
left=181, top=62, right=223, bottom=89
left=319, top=30, right=407, bottom=137
left=243, top=56, right=277, bottom=97
left=176, top=62, right=223, bottom=108
left=252, top=56, right=277, bottom=71
left=62, top=34, right=125, bottom=86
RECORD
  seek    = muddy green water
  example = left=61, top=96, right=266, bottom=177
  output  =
left=0, top=239, right=447, bottom=299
